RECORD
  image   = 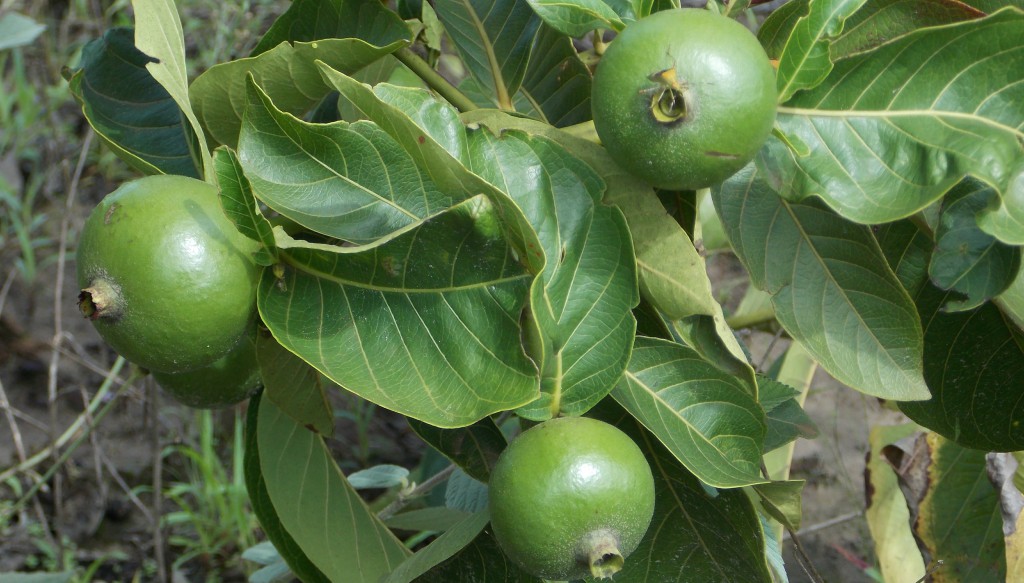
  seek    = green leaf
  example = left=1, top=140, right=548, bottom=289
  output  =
left=774, top=0, right=870, bottom=102
left=0, top=12, right=46, bottom=51
left=318, top=70, right=544, bottom=272
left=517, top=23, right=593, bottom=128
left=892, top=432, right=1007, bottom=579
left=250, top=0, right=410, bottom=57
left=865, top=423, right=926, bottom=583
left=213, top=148, right=277, bottom=266
left=612, top=337, right=766, bottom=488
left=237, top=78, right=457, bottom=243
left=462, top=109, right=758, bottom=388
left=899, top=283, right=1024, bottom=451
left=589, top=400, right=773, bottom=582
left=758, top=0, right=807, bottom=60
left=191, top=37, right=407, bottom=149
left=383, top=507, right=471, bottom=532
left=130, top=0, right=212, bottom=176
left=759, top=376, right=818, bottom=453
left=258, top=196, right=539, bottom=428
left=66, top=28, right=198, bottom=178
left=348, top=465, right=409, bottom=489
left=929, top=178, right=1022, bottom=311
left=979, top=159, right=1024, bottom=245
left=713, top=164, right=929, bottom=400
left=759, top=0, right=986, bottom=61
left=524, top=0, right=630, bottom=37
left=256, top=332, right=334, bottom=436
left=753, top=480, right=806, bottom=531
left=407, top=417, right=506, bottom=482
left=444, top=468, right=489, bottom=513
left=434, top=0, right=541, bottom=108
left=256, top=394, right=410, bottom=581
left=465, top=130, right=638, bottom=419
left=382, top=510, right=490, bottom=583
left=0, top=574, right=75, bottom=583
left=411, top=528, right=540, bottom=582
left=244, top=392, right=331, bottom=583
left=832, top=0, right=985, bottom=56
left=996, top=262, right=1024, bottom=329
left=761, top=9, right=1024, bottom=242
left=874, top=218, right=933, bottom=297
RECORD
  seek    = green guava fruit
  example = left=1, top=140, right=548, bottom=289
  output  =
left=76, top=175, right=260, bottom=374
left=488, top=416, right=656, bottom=580
left=591, top=8, right=777, bottom=190
left=151, top=330, right=261, bottom=408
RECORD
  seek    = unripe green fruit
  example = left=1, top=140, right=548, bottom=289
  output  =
left=591, top=8, right=777, bottom=190
left=76, top=175, right=260, bottom=374
left=488, top=416, right=656, bottom=581
left=152, top=330, right=261, bottom=408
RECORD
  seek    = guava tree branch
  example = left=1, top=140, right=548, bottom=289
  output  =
left=395, top=47, right=478, bottom=113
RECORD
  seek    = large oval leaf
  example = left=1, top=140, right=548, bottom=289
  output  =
left=66, top=28, right=199, bottom=178
left=237, top=78, right=456, bottom=244
left=589, top=400, right=772, bottom=582
left=255, top=394, right=411, bottom=582
left=612, top=337, right=766, bottom=488
left=761, top=9, right=1024, bottom=244
left=258, top=196, right=539, bottom=428
left=192, top=37, right=407, bottom=149
left=465, top=129, right=638, bottom=419
left=899, top=283, right=1024, bottom=451
left=929, top=178, right=1022, bottom=311
left=244, top=392, right=331, bottom=583
left=713, top=164, right=929, bottom=401
left=434, top=0, right=541, bottom=108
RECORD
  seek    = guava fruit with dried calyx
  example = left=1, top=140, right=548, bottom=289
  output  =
left=488, top=416, right=656, bottom=581
left=591, top=8, right=778, bottom=191
left=76, top=174, right=261, bottom=374
left=152, top=329, right=261, bottom=408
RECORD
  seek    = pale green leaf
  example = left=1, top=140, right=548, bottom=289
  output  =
left=250, top=0, right=410, bottom=57
left=525, top=0, right=628, bottom=37
left=131, top=0, right=212, bottom=176
left=257, top=396, right=410, bottom=581
left=0, top=13, right=46, bottom=51
left=382, top=510, right=490, bottom=583
left=995, top=263, right=1024, bottom=329
left=612, top=337, right=766, bottom=488
left=775, top=0, right=870, bottom=102
left=865, top=423, right=926, bottom=583
left=761, top=9, right=1024, bottom=242
left=191, top=37, right=406, bottom=149
left=713, top=164, right=929, bottom=400
left=753, top=480, right=805, bottom=531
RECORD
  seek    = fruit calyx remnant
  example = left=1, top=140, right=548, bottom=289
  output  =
left=648, top=67, right=691, bottom=125
left=78, top=278, right=122, bottom=321
left=582, top=529, right=625, bottom=579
